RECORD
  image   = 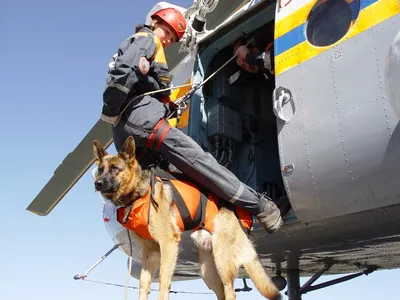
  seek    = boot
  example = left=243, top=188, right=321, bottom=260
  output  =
left=255, top=193, right=284, bottom=234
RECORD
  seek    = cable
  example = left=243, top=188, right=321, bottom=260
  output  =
left=125, top=229, right=133, bottom=300
left=80, top=279, right=214, bottom=295
left=117, top=37, right=255, bottom=123
left=76, top=230, right=213, bottom=297
left=118, top=82, right=195, bottom=118
left=246, top=160, right=256, bottom=185
left=174, top=37, right=255, bottom=105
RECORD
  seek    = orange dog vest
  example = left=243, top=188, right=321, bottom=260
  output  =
left=116, top=170, right=253, bottom=240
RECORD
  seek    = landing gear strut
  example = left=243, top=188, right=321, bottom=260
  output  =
left=235, top=278, right=252, bottom=292
left=286, top=269, right=301, bottom=300
left=285, top=264, right=377, bottom=299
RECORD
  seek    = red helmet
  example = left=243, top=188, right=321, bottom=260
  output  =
left=151, top=8, right=187, bottom=41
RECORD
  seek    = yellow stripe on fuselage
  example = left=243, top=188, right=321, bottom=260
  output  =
left=275, top=0, right=400, bottom=75
left=275, top=1, right=317, bottom=40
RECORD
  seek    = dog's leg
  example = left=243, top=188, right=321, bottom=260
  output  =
left=212, top=243, right=237, bottom=300
left=157, top=240, right=179, bottom=300
left=211, top=209, right=242, bottom=300
left=139, top=244, right=160, bottom=300
left=199, top=248, right=225, bottom=300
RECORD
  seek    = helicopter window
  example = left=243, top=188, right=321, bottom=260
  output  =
left=306, top=0, right=360, bottom=47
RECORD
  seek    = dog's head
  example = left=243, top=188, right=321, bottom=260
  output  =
left=92, top=136, right=140, bottom=206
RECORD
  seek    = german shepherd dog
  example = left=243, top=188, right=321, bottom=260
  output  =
left=93, top=136, right=281, bottom=300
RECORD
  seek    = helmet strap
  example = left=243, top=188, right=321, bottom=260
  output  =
left=150, top=18, right=160, bottom=31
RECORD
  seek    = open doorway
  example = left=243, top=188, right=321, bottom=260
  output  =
left=200, top=19, right=293, bottom=220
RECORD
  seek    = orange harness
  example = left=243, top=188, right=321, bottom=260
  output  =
left=116, top=169, right=253, bottom=240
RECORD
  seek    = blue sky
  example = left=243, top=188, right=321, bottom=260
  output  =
left=1, top=0, right=399, bottom=299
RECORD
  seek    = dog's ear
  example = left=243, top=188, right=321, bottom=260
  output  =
left=120, top=136, right=136, bottom=161
left=93, top=140, right=108, bottom=165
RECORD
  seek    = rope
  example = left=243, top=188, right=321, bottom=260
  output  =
left=118, top=82, right=195, bottom=117
left=117, top=37, right=254, bottom=123
left=76, top=230, right=213, bottom=297
left=80, top=279, right=214, bottom=295
left=165, top=37, right=255, bottom=121
left=125, top=229, right=133, bottom=300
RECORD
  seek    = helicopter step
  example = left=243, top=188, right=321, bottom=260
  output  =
left=284, top=263, right=377, bottom=300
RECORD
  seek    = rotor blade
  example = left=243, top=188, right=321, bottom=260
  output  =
left=26, top=119, right=112, bottom=216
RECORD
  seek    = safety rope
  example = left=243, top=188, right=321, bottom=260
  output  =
left=80, top=278, right=214, bottom=295
left=118, top=82, right=194, bottom=118
left=166, top=37, right=255, bottom=120
left=117, top=37, right=254, bottom=124
left=125, top=229, right=133, bottom=300
left=194, top=38, right=254, bottom=88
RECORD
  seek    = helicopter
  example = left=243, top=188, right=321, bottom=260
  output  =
left=26, top=0, right=400, bottom=299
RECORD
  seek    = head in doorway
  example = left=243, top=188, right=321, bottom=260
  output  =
left=233, top=21, right=275, bottom=74
left=233, top=41, right=262, bottom=73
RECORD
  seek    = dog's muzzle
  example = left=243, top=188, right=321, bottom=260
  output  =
left=94, top=177, right=119, bottom=193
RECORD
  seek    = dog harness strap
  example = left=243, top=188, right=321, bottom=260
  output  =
left=117, top=207, right=129, bottom=224
left=154, top=168, right=188, bottom=182
left=146, top=118, right=171, bottom=150
left=150, top=167, right=156, bottom=199
left=168, top=182, right=202, bottom=231
left=149, top=167, right=161, bottom=209
left=198, top=186, right=208, bottom=229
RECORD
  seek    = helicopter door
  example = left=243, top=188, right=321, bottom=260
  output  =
left=273, top=0, right=370, bottom=223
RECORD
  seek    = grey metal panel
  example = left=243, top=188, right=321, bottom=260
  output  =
left=278, top=118, right=315, bottom=216
left=298, top=55, right=339, bottom=128
left=276, top=14, right=400, bottom=222
left=386, top=31, right=400, bottom=119
left=303, top=117, right=351, bottom=215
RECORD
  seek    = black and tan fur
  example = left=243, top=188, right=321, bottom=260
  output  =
left=93, top=136, right=281, bottom=300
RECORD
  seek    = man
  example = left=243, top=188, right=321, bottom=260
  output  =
left=100, top=7, right=283, bottom=234
left=231, top=21, right=275, bottom=88
left=234, top=41, right=274, bottom=75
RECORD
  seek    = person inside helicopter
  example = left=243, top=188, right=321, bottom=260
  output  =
left=231, top=21, right=275, bottom=89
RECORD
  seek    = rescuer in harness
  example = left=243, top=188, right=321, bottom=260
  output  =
left=100, top=7, right=283, bottom=234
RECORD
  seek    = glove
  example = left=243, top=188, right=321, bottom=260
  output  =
left=245, top=50, right=264, bottom=66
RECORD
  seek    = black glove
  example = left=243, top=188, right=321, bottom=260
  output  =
left=245, top=50, right=264, bottom=67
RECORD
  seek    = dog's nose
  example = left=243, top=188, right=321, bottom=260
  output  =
left=95, top=179, right=104, bottom=190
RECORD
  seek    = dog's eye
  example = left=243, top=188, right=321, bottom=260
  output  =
left=98, top=167, right=104, bottom=175
left=110, top=165, right=119, bottom=172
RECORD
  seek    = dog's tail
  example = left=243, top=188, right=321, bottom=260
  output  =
left=243, top=256, right=282, bottom=300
